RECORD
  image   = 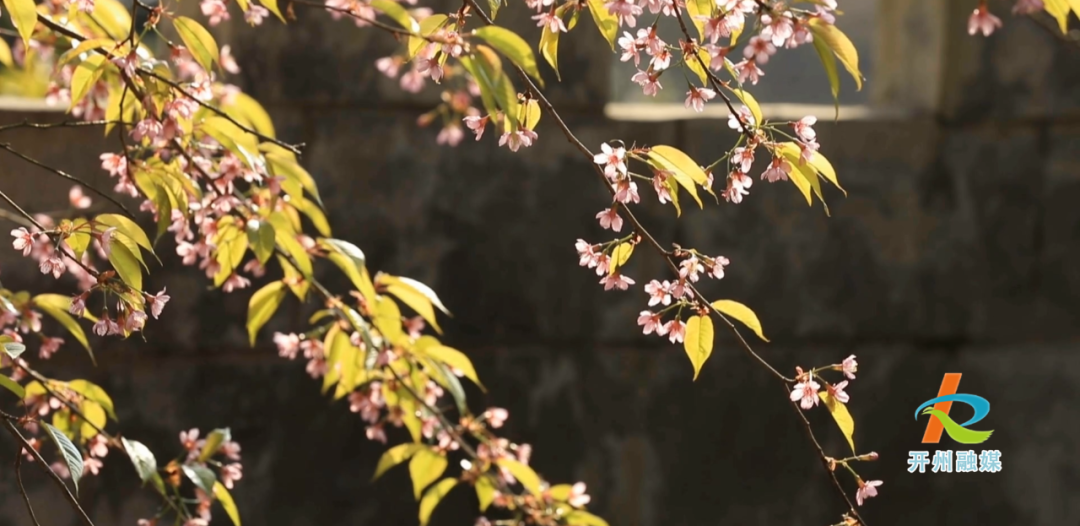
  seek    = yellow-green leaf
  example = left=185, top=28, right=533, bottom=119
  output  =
left=586, top=0, right=618, bottom=50
left=608, top=241, right=634, bottom=274
left=0, top=37, right=12, bottom=68
left=57, top=38, right=116, bottom=67
left=409, top=447, right=448, bottom=499
left=200, top=117, right=260, bottom=169
left=213, top=482, right=242, bottom=526
left=174, top=17, right=220, bottom=74
left=79, top=400, right=106, bottom=439
left=518, top=98, right=542, bottom=131
left=3, top=0, right=38, bottom=47
left=0, top=375, right=24, bottom=399
left=539, top=23, right=561, bottom=80
left=370, top=0, right=419, bottom=32
left=729, top=88, right=762, bottom=129
left=810, top=35, right=841, bottom=117
left=808, top=151, right=844, bottom=195
left=408, top=15, right=448, bottom=59
left=246, top=281, right=286, bottom=346
left=95, top=214, right=153, bottom=254
left=664, top=176, right=682, bottom=217
left=246, top=219, right=275, bottom=264
left=108, top=241, right=143, bottom=292
left=33, top=296, right=92, bottom=360
left=776, top=142, right=814, bottom=206
left=685, top=48, right=711, bottom=85
left=475, top=475, right=497, bottom=511
left=685, top=0, right=713, bottom=40
left=1045, top=0, right=1071, bottom=32
left=379, top=274, right=447, bottom=334
left=683, top=315, right=714, bottom=381
left=198, top=428, right=231, bottom=462
left=496, top=459, right=542, bottom=497
left=371, top=296, right=406, bottom=344
left=373, top=443, right=424, bottom=480
left=647, top=146, right=704, bottom=208
left=68, top=379, right=117, bottom=421
left=259, top=0, right=286, bottom=23
left=419, top=478, right=458, bottom=526
left=807, top=19, right=862, bottom=91
left=710, top=299, right=768, bottom=342
left=819, top=390, right=855, bottom=453
left=70, top=55, right=108, bottom=111
left=221, top=92, right=276, bottom=139
left=417, top=345, right=484, bottom=390
left=566, top=511, right=611, bottom=526
left=474, top=25, right=543, bottom=87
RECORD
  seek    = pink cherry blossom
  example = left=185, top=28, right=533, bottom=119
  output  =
left=856, top=480, right=882, bottom=506
left=436, top=124, right=464, bottom=146
left=39, top=337, right=63, bottom=360
left=180, top=428, right=201, bottom=451
left=366, top=423, right=388, bottom=444
left=743, top=36, right=776, bottom=64
left=146, top=288, right=170, bottom=319
left=731, top=146, right=755, bottom=173
left=799, top=139, right=820, bottom=164
left=40, top=256, right=64, bottom=279
left=51, top=461, right=71, bottom=479
left=220, top=45, right=240, bottom=74
left=499, top=129, right=538, bottom=152
left=463, top=114, right=488, bottom=140
left=83, top=456, right=103, bottom=475
left=733, top=59, right=763, bottom=85
left=631, top=70, right=662, bottom=96
left=794, top=116, right=818, bottom=142
left=649, top=49, right=672, bottom=71
left=684, top=87, right=716, bottom=113
left=644, top=279, right=672, bottom=306
left=842, top=354, right=858, bottom=379
left=201, top=0, right=230, bottom=25
left=92, top=318, right=109, bottom=336
left=221, top=463, right=243, bottom=489
left=762, top=156, right=792, bottom=183
left=74, top=0, right=95, bottom=13
left=728, top=106, right=755, bottom=130
left=600, top=272, right=635, bottom=291
left=576, top=239, right=601, bottom=268
left=222, top=273, right=251, bottom=293
left=532, top=10, right=568, bottom=33
left=968, top=4, right=1002, bottom=36
left=1013, top=0, right=1044, bottom=15
left=596, top=207, right=623, bottom=232
left=89, top=434, right=109, bottom=458
left=789, top=378, right=821, bottom=410
left=69, top=185, right=92, bottom=209
left=593, top=142, right=627, bottom=179
left=484, top=407, right=509, bottom=428
left=679, top=256, right=704, bottom=282
left=245, top=5, right=271, bottom=25
left=604, top=0, right=643, bottom=28
left=708, top=256, right=729, bottom=279
left=665, top=319, right=686, bottom=343
left=11, top=228, right=34, bottom=256
left=637, top=311, right=664, bottom=335
left=569, top=482, right=591, bottom=507
left=760, top=13, right=794, bottom=47
left=618, top=32, right=642, bottom=65
left=613, top=179, right=641, bottom=204
left=829, top=380, right=850, bottom=403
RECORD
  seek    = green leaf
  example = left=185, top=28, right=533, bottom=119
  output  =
left=496, top=459, right=542, bottom=496
left=380, top=275, right=444, bottom=334
left=476, top=475, right=497, bottom=511
left=183, top=464, right=218, bottom=494
left=807, top=19, right=862, bottom=91
left=0, top=375, right=25, bottom=399
left=95, top=214, right=153, bottom=254
left=198, top=428, right=231, bottom=463
left=417, top=344, right=484, bottom=391
left=423, top=358, right=467, bottom=416
left=608, top=242, right=634, bottom=274
left=487, top=0, right=503, bottom=19
left=729, top=89, right=762, bottom=129
left=647, top=146, right=704, bottom=208
left=295, top=196, right=331, bottom=237
left=108, top=240, right=144, bottom=292
left=221, top=91, right=276, bottom=139
left=408, top=15, right=449, bottom=59
left=78, top=400, right=106, bottom=439
left=776, top=142, right=814, bottom=206
left=409, top=447, right=448, bottom=499
left=264, top=150, right=322, bottom=206
left=121, top=437, right=158, bottom=483
left=3, top=0, right=38, bottom=47
left=201, top=117, right=260, bottom=169
left=566, top=511, right=611, bottom=526
left=259, top=0, right=286, bottom=23
left=174, top=16, right=220, bottom=74
left=246, top=219, right=276, bottom=265
left=810, top=35, right=841, bottom=118
left=539, top=22, right=562, bottom=81
left=68, top=379, right=118, bottom=421
left=419, top=478, right=458, bottom=526
left=373, top=443, right=424, bottom=480
left=33, top=295, right=93, bottom=361
left=710, top=299, right=768, bottom=342
left=0, top=37, right=13, bottom=68
left=685, top=0, right=713, bottom=40
left=664, top=176, right=682, bottom=217
left=247, top=281, right=287, bottom=346
left=683, top=315, right=714, bottom=381
left=586, top=0, right=618, bottom=50
left=473, top=45, right=520, bottom=132
left=44, top=422, right=84, bottom=493
left=1046, top=0, right=1071, bottom=32
left=808, top=151, right=845, bottom=195
left=3, top=341, right=25, bottom=360
left=820, top=390, right=855, bottom=453
left=474, top=26, right=544, bottom=87
left=213, top=481, right=242, bottom=526
left=370, top=0, right=419, bottom=32
left=70, top=55, right=108, bottom=111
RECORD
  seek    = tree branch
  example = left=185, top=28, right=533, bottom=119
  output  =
left=0, top=142, right=137, bottom=219
left=15, top=452, right=44, bottom=526
left=2, top=417, right=96, bottom=526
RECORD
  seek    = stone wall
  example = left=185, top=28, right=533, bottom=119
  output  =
left=1, top=1, right=1079, bottom=525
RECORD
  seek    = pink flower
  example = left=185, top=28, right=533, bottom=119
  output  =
left=631, top=70, right=662, bottom=97
left=245, top=5, right=270, bottom=25
left=92, top=318, right=109, bottom=337
left=593, top=142, right=627, bottom=179
left=498, top=129, right=538, bottom=152
left=842, top=354, right=858, bottom=379
left=751, top=150, right=783, bottom=177
left=180, top=428, right=201, bottom=451
left=83, top=456, right=103, bottom=475
left=569, top=482, right=591, bottom=507
left=200, top=0, right=230, bottom=26
left=463, top=114, right=488, bottom=141
left=727, top=106, right=754, bottom=131
left=221, top=440, right=242, bottom=460
left=708, top=256, right=729, bottom=279
left=532, top=10, right=567, bottom=33
left=618, top=32, right=641, bottom=65
left=702, top=43, right=729, bottom=70
left=89, top=434, right=109, bottom=458
left=222, top=273, right=251, bottom=293
left=51, top=461, right=71, bottom=479
left=760, top=13, right=794, bottom=47
left=743, top=36, right=776, bottom=64
left=793, top=115, right=818, bottom=142
left=731, top=146, right=755, bottom=173
left=684, top=87, right=716, bottom=112
left=436, top=124, right=465, bottom=146
left=1013, top=0, right=1044, bottom=15
left=733, top=59, right=763, bottom=85
left=649, top=49, right=671, bottom=71
left=484, top=408, right=509, bottom=428
left=613, top=179, right=641, bottom=204
left=596, top=207, right=623, bottom=232
left=11, top=228, right=34, bottom=256
left=600, top=273, right=635, bottom=291
left=366, top=424, right=387, bottom=444
left=968, top=4, right=1002, bottom=36
left=39, top=337, right=63, bottom=359
left=100, top=153, right=127, bottom=178
left=221, top=463, right=243, bottom=489
left=637, top=311, right=664, bottom=335
left=679, top=256, right=704, bottom=282
left=664, top=319, right=686, bottom=343
left=74, top=0, right=95, bottom=13
left=799, top=139, right=820, bottom=164
left=576, top=239, right=601, bottom=268
left=69, top=186, right=92, bottom=209
left=40, top=256, right=64, bottom=279
left=789, top=378, right=821, bottom=410
left=220, top=45, right=240, bottom=74
left=604, top=0, right=643, bottom=28
left=376, top=56, right=402, bottom=78
left=644, top=279, right=671, bottom=306
left=856, top=480, right=882, bottom=506
left=131, top=118, right=163, bottom=143
left=829, top=380, right=850, bottom=403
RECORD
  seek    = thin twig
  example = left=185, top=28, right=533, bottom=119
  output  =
left=293, top=0, right=424, bottom=39
left=2, top=418, right=96, bottom=526
left=0, top=208, right=39, bottom=228
left=15, top=452, right=44, bottom=526
left=0, top=120, right=131, bottom=133
left=0, top=188, right=49, bottom=231
left=0, top=142, right=137, bottom=219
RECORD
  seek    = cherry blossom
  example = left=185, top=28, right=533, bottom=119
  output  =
left=200, top=0, right=230, bottom=27
left=596, top=207, right=624, bottom=232
left=731, top=146, right=755, bottom=173
left=11, top=228, right=34, bottom=256
left=793, top=116, right=817, bottom=142
left=146, top=288, right=170, bottom=319
left=631, top=70, right=663, bottom=96
left=593, top=142, right=628, bottom=179
left=604, top=0, right=643, bottom=28
left=968, top=4, right=1002, bottom=37
left=618, top=32, right=642, bottom=65
left=484, top=408, right=509, bottom=428
left=637, top=311, right=664, bottom=335
left=613, top=179, right=641, bottom=204
left=600, top=272, right=635, bottom=291
left=83, top=456, right=104, bottom=475
left=789, top=377, right=821, bottom=410
left=829, top=380, right=850, bottom=403
left=743, top=36, right=777, bottom=64
left=856, top=479, right=882, bottom=506
left=69, top=186, right=92, bottom=209
left=532, top=10, right=568, bottom=33
left=221, top=463, right=243, bottom=489
left=245, top=5, right=271, bottom=25
left=842, top=354, right=858, bottom=379
left=762, top=156, right=792, bottom=183
left=569, top=482, right=591, bottom=507
left=644, top=279, right=672, bottom=306
left=463, top=114, right=489, bottom=140
left=760, top=13, right=794, bottom=47
left=708, top=256, right=729, bottom=279
left=499, top=129, right=538, bottom=152
left=679, top=256, right=704, bottom=282
left=39, top=337, right=63, bottom=359
left=728, top=106, right=755, bottom=130
left=733, top=59, right=763, bottom=85
left=664, top=319, right=686, bottom=343
left=684, top=86, right=716, bottom=113
left=1012, top=0, right=1044, bottom=15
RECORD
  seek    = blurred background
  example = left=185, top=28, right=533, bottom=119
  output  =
left=1, top=0, right=1079, bottom=525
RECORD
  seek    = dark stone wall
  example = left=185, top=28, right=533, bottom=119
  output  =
left=1, top=2, right=1079, bottom=525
